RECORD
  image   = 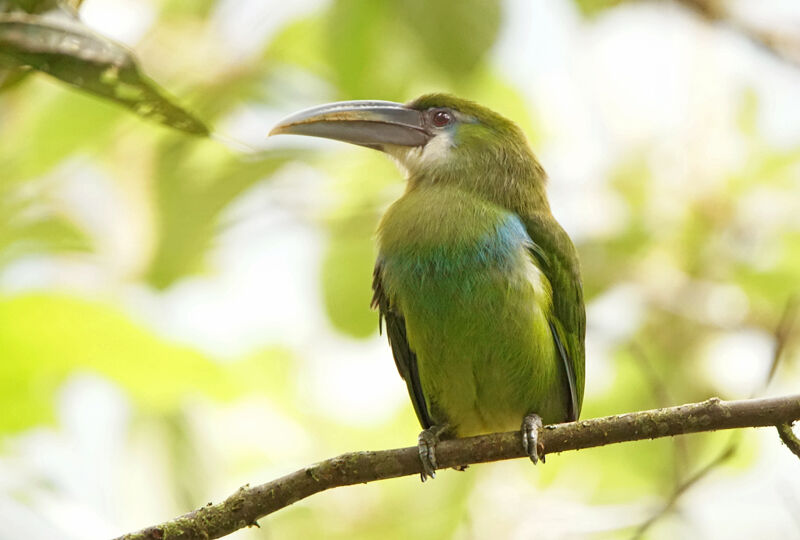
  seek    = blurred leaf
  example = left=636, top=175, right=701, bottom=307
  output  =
left=320, top=0, right=501, bottom=99
left=265, top=16, right=327, bottom=74
left=0, top=10, right=209, bottom=135
left=270, top=472, right=474, bottom=540
left=0, top=77, right=122, bottom=181
left=146, top=143, right=294, bottom=288
left=0, top=144, right=94, bottom=266
left=159, top=0, right=217, bottom=19
left=735, top=232, right=800, bottom=315
left=0, top=0, right=62, bottom=13
left=325, top=0, right=400, bottom=98
left=0, top=293, right=235, bottom=434
left=0, top=213, right=91, bottom=265
left=229, top=348, right=298, bottom=406
left=317, top=152, right=397, bottom=338
left=321, top=214, right=378, bottom=338
left=397, top=0, right=500, bottom=80
left=572, top=0, right=629, bottom=16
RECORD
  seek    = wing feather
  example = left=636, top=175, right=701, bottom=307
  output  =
left=524, top=213, right=586, bottom=420
left=372, top=263, right=433, bottom=429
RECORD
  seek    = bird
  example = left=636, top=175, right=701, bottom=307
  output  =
left=270, top=94, right=585, bottom=480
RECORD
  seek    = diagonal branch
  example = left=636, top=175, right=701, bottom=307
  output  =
left=766, top=295, right=799, bottom=389
left=675, top=0, right=800, bottom=69
left=630, top=439, right=737, bottom=539
left=115, top=394, right=800, bottom=540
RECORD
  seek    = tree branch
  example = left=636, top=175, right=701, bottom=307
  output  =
left=777, top=422, right=800, bottom=459
left=115, top=394, right=800, bottom=540
left=675, top=0, right=800, bottom=69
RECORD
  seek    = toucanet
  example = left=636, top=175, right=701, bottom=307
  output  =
left=271, top=94, right=585, bottom=480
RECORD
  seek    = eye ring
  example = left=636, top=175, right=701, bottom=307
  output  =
left=430, top=109, right=453, bottom=128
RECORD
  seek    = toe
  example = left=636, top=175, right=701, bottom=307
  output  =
left=521, top=413, right=545, bottom=465
left=417, top=430, right=439, bottom=481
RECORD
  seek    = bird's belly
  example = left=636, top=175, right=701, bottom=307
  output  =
left=380, top=221, right=566, bottom=436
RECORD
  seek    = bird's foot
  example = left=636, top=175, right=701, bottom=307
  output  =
left=521, top=413, right=546, bottom=464
left=418, top=424, right=449, bottom=482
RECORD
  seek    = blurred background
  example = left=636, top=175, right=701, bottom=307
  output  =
left=1, top=0, right=799, bottom=538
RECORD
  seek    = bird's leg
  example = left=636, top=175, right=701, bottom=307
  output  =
left=521, top=413, right=546, bottom=464
left=418, top=423, right=449, bottom=481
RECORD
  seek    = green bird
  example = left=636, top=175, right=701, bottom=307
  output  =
left=271, top=94, right=585, bottom=480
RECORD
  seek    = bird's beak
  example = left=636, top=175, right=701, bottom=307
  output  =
left=269, top=100, right=432, bottom=150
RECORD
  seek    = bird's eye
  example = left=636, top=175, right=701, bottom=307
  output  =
left=431, top=109, right=453, bottom=127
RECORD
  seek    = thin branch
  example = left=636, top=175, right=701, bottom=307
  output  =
left=115, top=394, right=800, bottom=540
left=675, top=0, right=800, bottom=69
left=630, top=439, right=736, bottom=539
left=628, top=295, right=799, bottom=538
left=765, top=295, right=799, bottom=390
left=628, top=342, right=717, bottom=538
left=777, top=422, right=800, bottom=459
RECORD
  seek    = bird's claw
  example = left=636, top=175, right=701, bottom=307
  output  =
left=418, top=424, right=448, bottom=481
left=522, top=413, right=545, bottom=464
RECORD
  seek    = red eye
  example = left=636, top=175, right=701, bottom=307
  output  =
left=431, top=110, right=453, bottom=127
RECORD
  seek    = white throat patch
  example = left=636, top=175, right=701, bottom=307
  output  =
left=385, top=131, right=453, bottom=175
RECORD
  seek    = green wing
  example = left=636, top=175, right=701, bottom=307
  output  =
left=524, top=212, right=586, bottom=420
left=371, top=262, right=433, bottom=429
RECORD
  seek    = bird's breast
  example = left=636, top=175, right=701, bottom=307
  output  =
left=376, top=185, right=551, bottom=312
left=378, top=186, right=529, bottom=274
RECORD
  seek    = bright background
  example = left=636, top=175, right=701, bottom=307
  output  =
left=1, top=1, right=800, bottom=539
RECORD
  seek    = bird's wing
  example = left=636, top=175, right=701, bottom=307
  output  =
left=371, top=262, right=433, bottom=429
left=524, top=213, right=585, bottom=420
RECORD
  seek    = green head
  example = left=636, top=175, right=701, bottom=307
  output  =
left=270, top=93, right=548, bottom=210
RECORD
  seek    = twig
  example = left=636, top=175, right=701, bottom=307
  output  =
left=630, top=440, right=736, bottom=539
left=675, top=0, right=800, bottom=69
left=765, top=295, right=799, bottom=390
left=629, top=296, right=799, bottom=538
left=114, top=394, right=800, bottom=540
left=628, top=295, right=800, bottom=538
left=777, top=422, right=800, bottom=459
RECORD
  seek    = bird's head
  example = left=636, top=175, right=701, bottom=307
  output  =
left=270, top=94, right=544, bottom=198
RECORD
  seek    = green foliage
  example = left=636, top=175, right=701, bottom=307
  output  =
left=267, top=0, right=501, bottom=100
left=146, top=142, right=293, bottom=288
left=572, top=0, right=630, bottom=17
left=0, top=80, right=119, bottom=266
left=322, top=214, right=378, bottom=338
left=0, top=1, right=798, bottom=538
left=397, top=0, right=501, bottom=80
left=269, top=473, right=475, bottom=540
left=159, top=0, right=216, bottom=19
left=325, top=0, right=397, bottom=98
left=0, top=0, right=63, bottom=14
left=0, top=79, right=121, bottom=181
left=0, top=293, right=233, bottom=433
left=0, top=206, right=90, bottom=266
